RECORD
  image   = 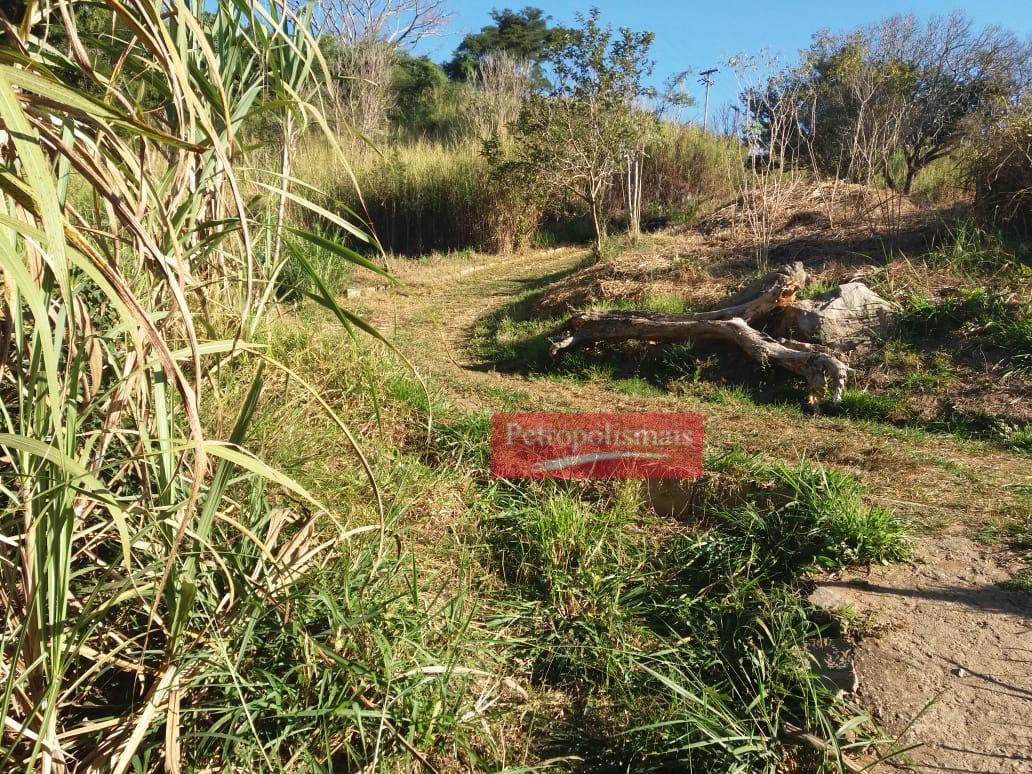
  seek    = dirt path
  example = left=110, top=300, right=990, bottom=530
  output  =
left=814, top=538, right=1032, bottom=774
left=358, top=249, right=1032, bottom=773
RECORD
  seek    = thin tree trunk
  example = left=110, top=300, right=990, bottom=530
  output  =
left=589, top=195, right=604, bottom=259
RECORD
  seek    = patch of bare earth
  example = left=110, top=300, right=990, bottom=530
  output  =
left=814, top=537, right=1032, bottom=773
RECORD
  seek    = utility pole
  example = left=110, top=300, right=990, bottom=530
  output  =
left=698, top=68, right=718, bottom=132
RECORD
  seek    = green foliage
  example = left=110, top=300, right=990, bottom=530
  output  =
left=390, top=53, right=467, bottom=139
left=506, top=9, right=656, bottom=257
left=922, top=222, right=1028, bottom=276
left=642, top=123, right=737, bottom=214
left=900, top=289, right=1032, bottom=374
left=477, top=458, right=907, bottom=769
left=755, top=13, right=1030, bottom=192
left=445, top=6, right=564, bottom=82
left=836, top=389, right=906, bottom=422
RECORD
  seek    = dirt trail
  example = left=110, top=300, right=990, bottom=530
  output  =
left=359, top=248, right=1032, bottom=773
left=815, top=538, right=1031, bottom=773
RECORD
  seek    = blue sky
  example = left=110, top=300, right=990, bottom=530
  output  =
left=417, top=0, right=1032, bottom=123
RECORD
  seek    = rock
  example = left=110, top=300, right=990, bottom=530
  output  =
left=808, top=585, right=857, bottom=614
left=773, top=282, right=898, bottom=350
left=646, top=478, right=701, bottom=518
left=808, top=638, right=859, bottom=696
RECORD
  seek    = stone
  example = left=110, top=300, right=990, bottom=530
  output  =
left=808, top=585, right=857, bottom=614
left=773, top=282, right=898, bottom=350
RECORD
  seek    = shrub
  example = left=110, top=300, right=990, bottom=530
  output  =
left=640, top=124, right=736, bottom=213
left=969, top=103, right=1032, bottom=234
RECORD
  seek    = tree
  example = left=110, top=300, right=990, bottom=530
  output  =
left=506, top=9, right=655, bottom=257
left=300, top=0, right=450, bottom=142
left=304, top=0, right=449, bottom=45
left=757, top=13, right=1031, bottom=193
left=390, top=53, right=449, bottom=132
left=445, top=6, right=563, bottom=83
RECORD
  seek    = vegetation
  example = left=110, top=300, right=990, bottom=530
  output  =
left=476, top=457, right=908, bottom=770
left=495, top=10, right=656, bottom=257
left=2, top=0, right=1029, bottom=770
left=445, top=6, right=565, bottom=82
left=752, top=12, right=1030, bottom=193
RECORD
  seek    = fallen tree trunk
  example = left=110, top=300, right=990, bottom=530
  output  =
left=549, top=314, right=849, bottom=404
left=547, top=262, right=855, bottom=406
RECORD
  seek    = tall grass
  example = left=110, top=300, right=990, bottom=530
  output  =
left=294, top=137, right=494, bottom=255
left=475, top=457, right=908, bottom=770
left=0, top=2, right=465, bottom=769
left=969, top=102, right=1032, bottom=235
left=638, top=123, right=738, bottom=220
left=293, top=123, right=743, bottom=258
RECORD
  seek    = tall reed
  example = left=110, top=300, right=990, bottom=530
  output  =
left=0, top=2, right=404, bottom=769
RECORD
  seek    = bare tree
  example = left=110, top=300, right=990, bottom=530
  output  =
left=300, top=0, right=450, bottom=142
left=783, top=12, right=1030, bottom=194
left=728, top=53, right=808, bottom=269
left=469, top=51, right=533, bottom=139
left=305, top=0, right=448, bottom=45
left=330, top=39, right=395, bottom=143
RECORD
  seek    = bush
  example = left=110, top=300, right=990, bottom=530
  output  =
left=969, top=103, right=1032, bottom=234
left=640, top=124, right=736, bottom=214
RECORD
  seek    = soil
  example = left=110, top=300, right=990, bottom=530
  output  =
left=814, top=537, right=1032, bottom=773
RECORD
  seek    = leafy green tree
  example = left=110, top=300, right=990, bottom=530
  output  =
left=390, top=53, right=449, bottom=132
left=506, top=9, right=655, bottom=257
left=445, top=6, right=563, bottom=83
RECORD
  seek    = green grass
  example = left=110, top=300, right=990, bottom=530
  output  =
left=900, top=289, right=1032, bottom=375
left=921, top=222, right=1029, bottom=277
left=902, top=353, right=957, bottom=391
left=585, top=292, right=693, bottom=314
left=836, top=389, right=906, bottom=422
left=975, top=501, right=1032, bottom=595
left=611, top=376, right=665, bottom=396
left=704, top=384, right=755, bottom=406
left=797, top=278, right=839, bottom=300
left=470, top=455, right=908, bottom=770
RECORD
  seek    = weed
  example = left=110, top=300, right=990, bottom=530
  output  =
left=705, top=385, right=755, bottom=406
left=797, top=278, right=839, bottom=300
left=611, top=377, right=665, bottom=396
left=837, top=389, right=906, bottom=422
left=586, top=292, right=692, bottom=314
left=900, top=289, right=1032, bottom=375
left=902, top=353, right=957, bottom=391
left=922, top=222, right=1022, bottom=276
left=474, top=456, right=906, bottom=770
left=1004, top=424, right=1032, bottom=455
